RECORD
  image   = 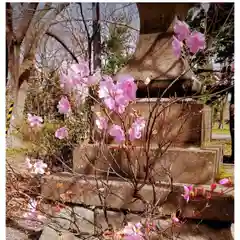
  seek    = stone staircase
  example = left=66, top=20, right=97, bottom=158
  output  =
left=40, top=99, right=234, bottom=239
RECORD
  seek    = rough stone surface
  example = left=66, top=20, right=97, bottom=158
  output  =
left=202, top=143, right=224, bottom=177
left=48, top=206, right=95, bottom=234
left=93, top=100, right=212, bottom=147
left=39, top=213, right=234, bottom=240
left=41, top=173, right=234, bottom=221
left=117, top=3, right=200, bottom=94
left=73, top=144, right=219, bottom=184
left=95, top=210, right=125, bottom=232
left=39, top=226, right=77, bottom=240
left=6, top=227, right=29, bottom=240
left=126, top=215, right=233, bottom=240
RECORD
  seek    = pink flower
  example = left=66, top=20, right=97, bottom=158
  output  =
left=55, top=127, right=68, bottom=139
left=123, top=222, right=144, bottom=240
left=182, top=185, right=193, bottom=202
left=60, top=72, right=75, bottom=92
left=33, top=160, right=48, bottom=175
left=172, top=36, right=182, bottom=59
left=172, top=216, right=180, bottom=224
left=98, top=76, right=114, bottom=99
left=99, top=76, right=129, bottom=114
left=24, top=198, right=37, bottom=219
left=25, top=157, right=32, bottom=169
left=117, top=75, right=137, bottom=102
left=210, top=183, right=217, bottom=191
left=57, top=96, right=71, bottom=115
left=95, top=116, right=108, bottom=130
left=174, top=20, right=190, bottom=41
left=109, top=124, right=125, bottom=143
left=88, top=68, right=101, bottom=86
left=70, top=61, right=89, bottom=78
left=128, top=117, right=146, bottom=141
left=219, top=178, right=230, bottom=185
left=27, top=114, right=43, bottom=127
left=186, top=31, right=205, bottom=54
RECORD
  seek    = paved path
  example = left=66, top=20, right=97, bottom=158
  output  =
left=212, top=133, right=231, bottom=140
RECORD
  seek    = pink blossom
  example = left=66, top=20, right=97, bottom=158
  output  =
left=95, top=117, right=108, bottom=130
left=99, top=77, right=129, bottom=114
left=172, top=216, right=180, bottom=224
left=98, top=76, right=114, bottom=99
left=60, top=72, right=75, bottom=92
left=172, top=36, right=182, bottom=59
left=109, top=124, right=125, bottom=143
left=128, top=117, right=146, bottom=141
left=55, top=127, right=68, bottom=139
left=57, top=96, right=71, bottom=115
left=25, top=157, right=32, bottom=169
left=70, top=61, right=89, bottom=78
left=186, top=31, right=205, bottom=54
left=219, top=178, right=230, bottom=185
left=123, top=222, right=144, bottom=240
left=88, top=68, right=101, bottom=86
left=182, top=185, right=193, bottom=202
left=174, top=20, right=190, bottom=41
left=24, top=198, right=37, bottom=219
left=98, top=75, right=137, bottom=114
left=27, top=113, right=43, bottom=127
left=117, top=75, right=137, bottom=102
left=33, top=160, right=48, bottom=175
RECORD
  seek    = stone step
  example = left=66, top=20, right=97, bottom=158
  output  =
left=73, top=144, right=222, bottom=185
left=41, top=173, right=234, bottom=222
left=93, top=100, right=211, bottom=146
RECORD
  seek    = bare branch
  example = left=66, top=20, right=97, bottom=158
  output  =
left=45, top=31, right=78, bottom=63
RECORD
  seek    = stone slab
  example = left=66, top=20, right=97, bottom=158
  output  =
left=202, top=143, right=224, bottom=179
left=39, top=211, right=234, bottom=240
left=73, top=144, right=219, bottom=185
left=39, top=226, right=77, bottom=240
left=93, top=100, right=212, bottom=147
left=41, top=173, right=234, bottom=221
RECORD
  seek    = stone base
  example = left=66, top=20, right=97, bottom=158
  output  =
left=202, top=143, right=224, bottom=178
left=73, top=144, right=221, bottom=185
left=93, top=99, right=212, bottom=147
left=40, top=216, right=234, bottom=240
left=41, top=173, right=234, bottom=222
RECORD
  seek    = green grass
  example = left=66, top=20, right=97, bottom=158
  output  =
left=212, top=122, right=230, bottom=135
left=6, top=147, right=29, bottom=158
left=210, top=139, right=232, bottom=156
left=216, top=164, right=234, bottom=181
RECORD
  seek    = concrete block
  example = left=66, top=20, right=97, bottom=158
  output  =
left=41, top=174, right=234, bottom=221
left=73, top=144, right=218, bottom=184
left=93, top=100, right=212, bottom=147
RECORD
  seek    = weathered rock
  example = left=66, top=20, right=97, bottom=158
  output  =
left=73, top=143, right=220, bottom=185
left=93, top=99, right=212, bottom=147
left=48, top=206, right=95, bottom=234
left=41, top=173, right=234, bottom=221
left=39, top=226, right=76, bottom=240
left=95, top=210, right=125, bottom=232
left=117, top=3, right=202, bottom=96
left=6, top=227, right=29, bottom=240
left=125, top=215, right=233, bottom=240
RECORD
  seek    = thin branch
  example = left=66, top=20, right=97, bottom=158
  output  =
left=45, top=31, right=79, bottom=63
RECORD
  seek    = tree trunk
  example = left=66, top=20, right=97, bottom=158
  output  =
left=229, top=88, right=234, bottom=163
left=218, top=95, right=227, bottom=129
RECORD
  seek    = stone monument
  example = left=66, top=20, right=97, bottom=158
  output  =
left=41, top=4, right=233, bottom=238
left=73, top=3, right=222, bottom=185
